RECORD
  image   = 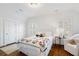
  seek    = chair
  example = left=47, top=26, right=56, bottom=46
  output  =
left=64, top=34, right=79, bottom=56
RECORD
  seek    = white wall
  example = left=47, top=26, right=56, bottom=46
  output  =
left=25, top=3, right=79, bottom=37
left=0, top=18, right=4, bottom=46
left=26, top=15, right=58, bottom=37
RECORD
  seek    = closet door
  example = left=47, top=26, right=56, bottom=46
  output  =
left=4, top=19, right=17, bottom=45
left=0, top=18, right=3, bottom=46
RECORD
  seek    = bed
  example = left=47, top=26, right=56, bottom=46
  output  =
left=18, top=32, right=53, bottom=56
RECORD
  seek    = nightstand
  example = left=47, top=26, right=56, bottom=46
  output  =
left=54, top=36, right=62, bottom=45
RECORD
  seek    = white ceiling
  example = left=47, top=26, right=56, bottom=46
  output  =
left=0, top=3, right=79, bottom=21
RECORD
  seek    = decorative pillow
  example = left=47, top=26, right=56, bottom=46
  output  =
left=69, top=39, right=76, bottom=45
left=36, top=32, right=52, bottom=37
left=36, top=32, right=46, bottom=37
left=36, top=34, right=40, bottom=37
left=40, top=33, right=45, bottom=37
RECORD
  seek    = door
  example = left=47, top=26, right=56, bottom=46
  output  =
left=0, top=18, right=3, bottom=46
left=4, top=19, right=17, bottom=45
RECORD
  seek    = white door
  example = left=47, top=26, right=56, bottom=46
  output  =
left=17, top=23, right=24, bottom=41
left=0, top=18, right=3, bottom=46
left=4, top=19, right=17, bottom=45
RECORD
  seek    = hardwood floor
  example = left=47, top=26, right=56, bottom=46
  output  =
left=48, top=44, right=73, bottom=56
left=0, top=44, right=73, bottom=56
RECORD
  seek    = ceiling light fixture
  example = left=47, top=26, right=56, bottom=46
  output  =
left=28, top=3, right=40, bottom=8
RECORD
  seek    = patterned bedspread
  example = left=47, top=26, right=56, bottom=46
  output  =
left=20, top=36, right=50, bottom=52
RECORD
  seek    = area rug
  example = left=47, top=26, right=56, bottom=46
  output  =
left=0, top=44, right=19, bottom=55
